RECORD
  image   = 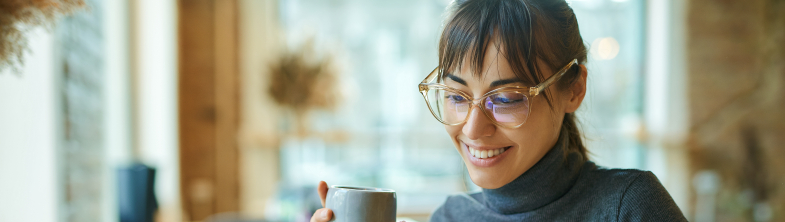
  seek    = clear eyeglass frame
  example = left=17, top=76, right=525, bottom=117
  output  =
left=418, top=59, right=578, bottom=128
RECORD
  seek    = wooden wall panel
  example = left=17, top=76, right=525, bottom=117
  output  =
left=178, top=0, right=239, bottom=220
left=214, top=0, right=241, bottom=214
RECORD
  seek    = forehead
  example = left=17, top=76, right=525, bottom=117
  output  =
left=449, top=42, right=521, bottom=86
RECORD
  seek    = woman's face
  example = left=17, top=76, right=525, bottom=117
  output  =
left=443, top=42, right=584, bottom=189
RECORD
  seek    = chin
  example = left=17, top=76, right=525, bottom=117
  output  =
left=466, top=166, right=512, bottom=189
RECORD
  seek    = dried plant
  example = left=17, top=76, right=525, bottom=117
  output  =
left=267, top=40, right=342, bottom=137
left=0, top=0, right=85, bottom=73
left=268, top=42, right=340, bottom=114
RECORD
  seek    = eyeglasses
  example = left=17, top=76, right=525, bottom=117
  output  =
left=418, top=59, right=578, bottom=128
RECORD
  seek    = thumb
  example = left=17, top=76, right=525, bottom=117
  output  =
left=310, top=208, right=333, bottom=222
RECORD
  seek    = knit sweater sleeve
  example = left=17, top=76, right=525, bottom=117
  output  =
left=617, top=171, right=687, bottom=222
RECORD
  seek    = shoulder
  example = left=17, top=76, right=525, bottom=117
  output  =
left=583, top=166, right=687, bottom=221
left=587, top=168, right=671, bottom=205
left=585, top=165, right=646, bottom=183
left=587, top=168, right=671, bottom=203
left=572, top=164, right=649, bottom=199
left=429, top=192, right=483, bottom=222
left=616, top=171, right=687, bottom=221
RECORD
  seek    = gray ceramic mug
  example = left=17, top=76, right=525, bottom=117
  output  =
left=325, top=186, right=396, bottom=222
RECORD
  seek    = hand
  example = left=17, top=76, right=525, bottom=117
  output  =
left=310, top=181, right=333, bottom=222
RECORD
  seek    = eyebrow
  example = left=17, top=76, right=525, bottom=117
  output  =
left=445, top=74, right=524, bottom=88
left=489, top=78, right=523, bottom=87
left=445, top=74, right=468, bottom=86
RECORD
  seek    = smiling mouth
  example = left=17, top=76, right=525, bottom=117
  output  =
left=467, top=146, right=511, bottom=159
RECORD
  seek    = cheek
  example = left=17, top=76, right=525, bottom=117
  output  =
left=529, top=97, right=559, bottom=128
left=508, top=100, right=560, bottom=148
left=444, top=125, right=462, bottom=143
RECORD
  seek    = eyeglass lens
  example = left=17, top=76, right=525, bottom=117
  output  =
left=426, top=88, right=530, bottom=127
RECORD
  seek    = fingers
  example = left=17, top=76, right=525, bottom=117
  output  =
left=318, top=180, right=329, bottom=207
left=310, top=208, right=333, bottom=222
left=311, top=181, right=331, bottom=222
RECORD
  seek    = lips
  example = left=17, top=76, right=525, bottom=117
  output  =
left=462, top=142, right=512, bottom=167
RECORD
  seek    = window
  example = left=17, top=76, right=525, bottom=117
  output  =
left=272, top=0, right=647, bottom=220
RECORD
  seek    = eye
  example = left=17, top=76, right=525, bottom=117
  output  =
left=445, top=94, right=467, bottom=103
left=447, top=95, right=466, bottom=102
left=493, top=98, right=523, bottom=105
left=495, top=97, right=513, bottom=103
left=489, top=93, right=524, bottom=105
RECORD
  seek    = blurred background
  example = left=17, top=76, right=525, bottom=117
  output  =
left=0, top=0, right=783, bottom=221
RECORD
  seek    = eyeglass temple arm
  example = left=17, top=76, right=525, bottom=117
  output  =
left=419, top=67, right=440, bottom=92
left=530, top=59, right=578, bottom=96
left=422, top=67, right=439, bottom=83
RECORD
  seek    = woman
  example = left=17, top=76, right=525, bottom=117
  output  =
left=312, top=0, right=687, bottom=221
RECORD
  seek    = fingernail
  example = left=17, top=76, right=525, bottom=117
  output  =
left=321, top=209, right=329, bottom=218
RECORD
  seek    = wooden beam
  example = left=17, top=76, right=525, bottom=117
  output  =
left=179, top=0, right=240, bottom=220
left=214, top=0, right=241, bottom=214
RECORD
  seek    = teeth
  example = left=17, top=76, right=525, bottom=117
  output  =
left=468, top=147, right=508, bottom=159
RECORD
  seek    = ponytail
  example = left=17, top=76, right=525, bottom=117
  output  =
left=561, top=112, right=588, bottom=162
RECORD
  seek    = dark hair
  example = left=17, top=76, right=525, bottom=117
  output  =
left=439, top=0, right=588, bottom=161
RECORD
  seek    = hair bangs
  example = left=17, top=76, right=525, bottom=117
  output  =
left=438, top=0, right=541, bottom=86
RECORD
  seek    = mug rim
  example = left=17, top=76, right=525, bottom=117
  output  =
left=329, top=185, right=395, bottom=193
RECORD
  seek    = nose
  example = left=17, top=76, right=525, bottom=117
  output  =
left=462, top=104, right=496, bottom=140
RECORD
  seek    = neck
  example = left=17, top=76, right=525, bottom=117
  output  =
left=481, top=130, right=584, bottom=214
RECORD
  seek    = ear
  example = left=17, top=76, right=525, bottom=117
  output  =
left=563, top=64, right=587, bottom=113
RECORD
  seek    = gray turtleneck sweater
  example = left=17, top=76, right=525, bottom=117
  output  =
left=429, top=133, right=687, bottom=222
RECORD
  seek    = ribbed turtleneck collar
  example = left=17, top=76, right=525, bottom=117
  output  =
left=481, top=130, right=584, bottom=215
